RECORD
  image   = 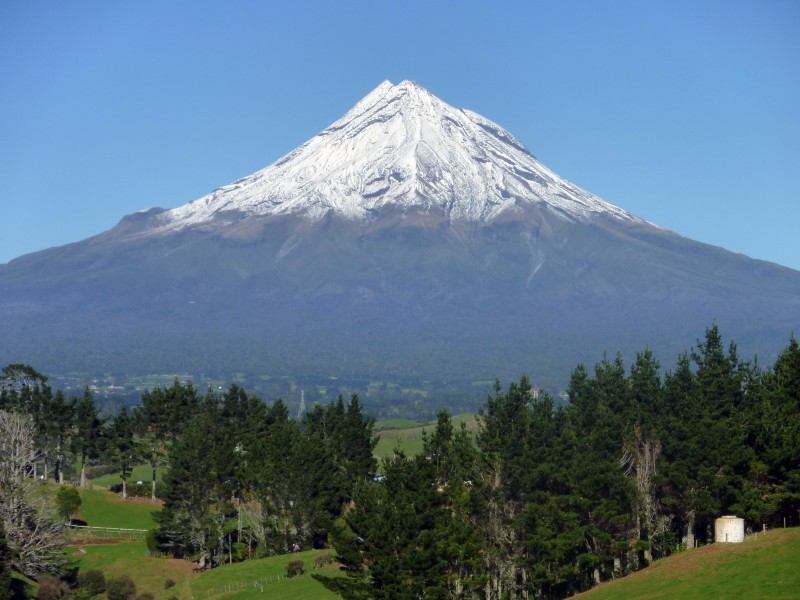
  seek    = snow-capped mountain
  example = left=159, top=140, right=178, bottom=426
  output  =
left=1, top=81, right=798, bottom=396
left=151, top=80, right=646, bottom=234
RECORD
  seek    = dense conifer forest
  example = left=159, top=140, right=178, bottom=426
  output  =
left=1, top=324, right=799, bottom=599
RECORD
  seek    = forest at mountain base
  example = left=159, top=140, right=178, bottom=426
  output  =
left=1, top=323, right=799, bottom=599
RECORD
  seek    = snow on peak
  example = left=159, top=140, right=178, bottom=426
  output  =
left=162, top=80, right=646, bottom=230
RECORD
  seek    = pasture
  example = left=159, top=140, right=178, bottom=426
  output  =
left=576, top=528, right=800, bottom=599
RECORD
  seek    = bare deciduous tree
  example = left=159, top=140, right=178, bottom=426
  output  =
left=239, top=500, right=267, bottom=555
left=0, top=410, right=68, bottom=576
left=0, top=410, right=40, bottom=492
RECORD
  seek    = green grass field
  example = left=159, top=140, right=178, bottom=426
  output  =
left=576, top=528, right=800, bottom=599
left=373, top=425, right=427, bottom=460
left=78, top=487, right=158, bottom=530
left=188, top=549, right=342, bottom=600
left=70, top=484, right=343, bottom=599
left=373, top=413, right=479, bottom=461
left=374, top=418, right=420, bottom=430
left=87, top=463, right=164, bottom=488
left=72, top=541, right=341, bottom=600
left=71, top=540, right=187, bottom=599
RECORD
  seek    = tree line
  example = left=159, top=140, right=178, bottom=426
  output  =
left=0, top=371, right=378, bottom=586
left=150, top=383, right=377, bottom=565
left=324, top=325, right=800, bottom=599
left=1, top=323, right=799, bottom=599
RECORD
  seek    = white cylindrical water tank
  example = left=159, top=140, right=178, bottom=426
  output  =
left=715, top=515, right=745, bottom=543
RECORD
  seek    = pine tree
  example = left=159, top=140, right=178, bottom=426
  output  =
left=72, top=387, right=103, bottom=487
left=477, top=376, right=565, bottom=598
left=108, top=407, right=136, bottom=499
left=300, top=394, right=378, bottom=545
left=422, top=411, right=483, bottom=597
left=339, top=452, right=446, bottom=599
left=691, top=325, right=751, bottom=538
left=566, top=355, right=636, bottom=583
left=757, top=337, right=800, bottom=525
left=342, top=395, right=378, bottom=482
left=50, top=391, right=76, bottom=484
left=659, top=351, right=702, bottom=549
left=156, top=409, right=238, bottom=566
left=135, top=378, right=200, bottom=500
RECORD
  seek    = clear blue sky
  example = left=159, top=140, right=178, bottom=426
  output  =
left=2, top=1, right=799, bottom=269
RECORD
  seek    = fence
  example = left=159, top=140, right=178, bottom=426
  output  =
left=68, top=525, right=148, bottom=540
left=188, top=555, right=333, bottom=599
left=190, top=573, right=293, bottom=599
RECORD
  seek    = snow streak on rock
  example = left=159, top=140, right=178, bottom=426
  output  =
left=159, top=80, right=648, bottom=231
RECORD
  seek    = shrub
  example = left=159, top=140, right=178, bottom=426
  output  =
left=136, top=594, right=154, bottom=600
left=36, top=576, right=68, bottom=600
left=285, top=559, right=304, bottom=577
left=77, top=569, right=106, bottom=596
left=232, top=541, right=247, bottom=561
left=313, top=552, right=334, bottom=568
left=106, top=575, right=136, bottom=600
left=163, top=578, right=176, bottom=590
left=55, top=486, right=82, bottom=522
left=84, top=464, right=117, bottom=479
left=145, top=529, right=159, bottom=553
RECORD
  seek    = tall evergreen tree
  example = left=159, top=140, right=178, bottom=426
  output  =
left=135, top=378, right=200, bottom=499
left=156, top=409, right=238, bottom=566
left=476, top=376, right=571, bottom=598
left=422, top=411, right=483, bottom=597
left=301, top=394, right=378, bottom=545
left=330, top=412, right=482, bottom=599
left=341, top=395, right=378, bottom=482
left=756, top=337, right=800, bottom=525
left=49, top=391, right=76, bottom=484
left=691, top=325, right=751, bottom=539
left=338, top=451, right=446, bottom=599
left=108, top=407, right=137, bottom=499
left=659, top=351, right=702, bottom=549
left=566, top=355, right=636, bottom=583
left=138, top=378, right=200, bottom=439
left=72, top=387, right=103, bottom=487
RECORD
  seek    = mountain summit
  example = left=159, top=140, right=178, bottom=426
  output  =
left=146, top=80, right=644, bottom=235
left=1, top=81, right=798, bottom=398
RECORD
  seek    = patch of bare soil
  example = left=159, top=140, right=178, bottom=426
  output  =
left=67, top=539, right=121, bottom=546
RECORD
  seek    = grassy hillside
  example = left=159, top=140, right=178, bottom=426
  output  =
left=71, top=541, right=188, bottom=598
left=67, top=484, right=341, bottom=599
left=187, top=549, right=341, bottom=600
left=72, top=542, right=340, bottom=600
left=373, top=413, right=478, bottom=461
left=87, top=463, right=164, bottom=488
left=78, top=487, right=158, bottom=530
left=575, top=528, right=800, bottom=599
